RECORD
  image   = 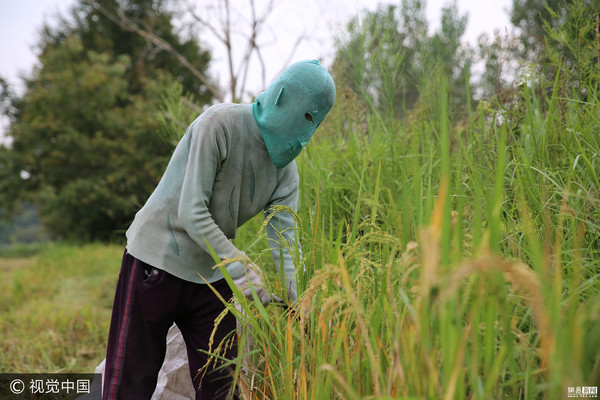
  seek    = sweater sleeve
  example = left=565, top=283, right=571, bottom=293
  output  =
left=177, top=118, right=247, bottom=278
left=264, top=180, right=301, bottom=302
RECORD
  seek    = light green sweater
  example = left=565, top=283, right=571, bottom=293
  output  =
left=126, top=103, right=299, bottom=300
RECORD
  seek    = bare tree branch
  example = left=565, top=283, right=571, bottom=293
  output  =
left=184, top=0, right=308, bottom=102
left=89, top=0, right=224, bottom=102
left=92, top=0, right=311, bottom=103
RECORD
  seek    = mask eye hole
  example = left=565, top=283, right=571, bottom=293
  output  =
left=305, top=113, right=313, bottom=122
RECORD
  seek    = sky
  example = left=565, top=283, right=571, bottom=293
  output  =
left=0, top=0, right=513, bottom=135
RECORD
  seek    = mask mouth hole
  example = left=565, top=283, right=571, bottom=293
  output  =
left=305, top=113, right=313, bottom=122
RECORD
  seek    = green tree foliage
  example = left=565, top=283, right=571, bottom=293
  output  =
left=0, top=0, right=213, bottom=241
left=428, top=2, right=472, bottom=107
left=332, top=2, right=424, bottom=120
left=332, top=0, right=472, bottom=120
left=44, top=0, right=213, bottom=100
left=0, top=202, right=49, bottom=245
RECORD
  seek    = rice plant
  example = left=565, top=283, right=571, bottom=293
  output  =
left=220, top=56, right=600, bottom=400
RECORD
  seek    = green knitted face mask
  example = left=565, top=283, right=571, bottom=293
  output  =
left=252, top=60, right=336, bottom=168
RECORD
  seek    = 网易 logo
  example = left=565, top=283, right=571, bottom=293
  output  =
left=568, top=386, right=598, bottom=398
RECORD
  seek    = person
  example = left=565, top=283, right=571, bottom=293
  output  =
left=102, top=59, right=336, bottom=400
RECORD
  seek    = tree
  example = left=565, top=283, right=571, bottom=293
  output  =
left=332, top=2, right=424, bottom=120
left=510, top=0, right=564, bottom=60
left=332, top=0, right=473, bottom=121
left=0, top=202, right=49, bottom=245
left=0, top=0, right=214, bottom=241
left=42, top=0, right=215, bottom=101
left=431, top=2, right=473, bottom=102
left=474, top=0, right=564, bottom=104
left=477, top=0, right=598, bottom=104
left=487, top=0, right=593, bottom=93
left=82, top=0, right=220, bottom=101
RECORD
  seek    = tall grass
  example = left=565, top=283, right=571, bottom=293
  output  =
left=220, top=66, right=600, bottom=399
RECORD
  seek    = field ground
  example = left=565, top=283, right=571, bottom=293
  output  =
left=0, top=243, right=122, bottom=373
